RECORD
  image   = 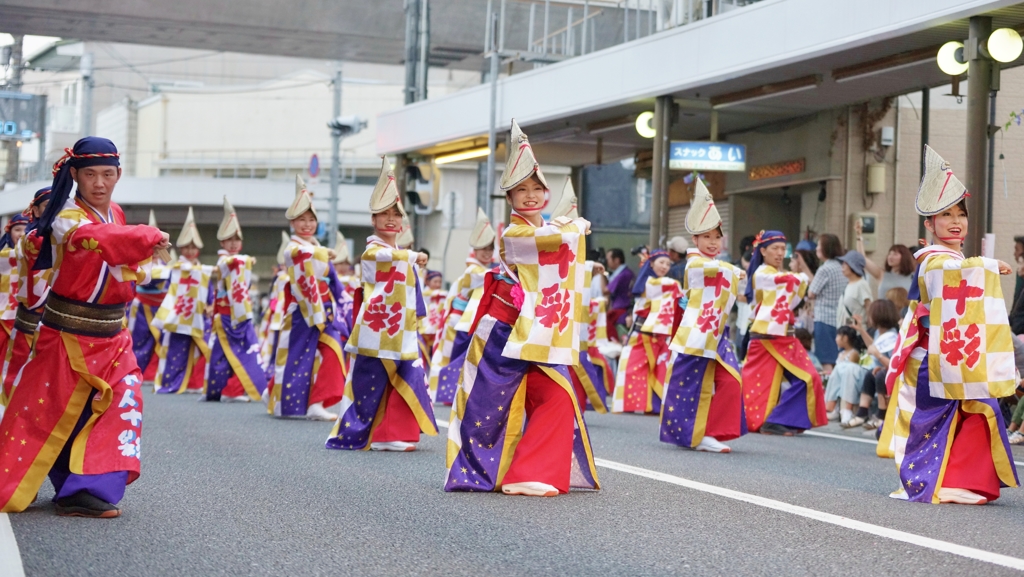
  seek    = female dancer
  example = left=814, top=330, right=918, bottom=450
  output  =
left=660, top=181, right=747, bottom=452
left=884, top=146, right=1018, bottom=504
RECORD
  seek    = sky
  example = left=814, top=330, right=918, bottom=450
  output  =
left=0, top=34, right=62, bottom=60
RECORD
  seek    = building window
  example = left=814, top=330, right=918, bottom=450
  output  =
left=62, top=82, right=78, bottom=106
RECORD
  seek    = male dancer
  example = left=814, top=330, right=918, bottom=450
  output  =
left=0, top=137, right=168, bottom=517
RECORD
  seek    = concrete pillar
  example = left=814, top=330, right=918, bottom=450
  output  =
left=965, top=16, right=991, bottom=255
left=649, top=95, right=672, bottom=249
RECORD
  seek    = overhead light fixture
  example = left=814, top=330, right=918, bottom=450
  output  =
left=936, top=41, right=968, bottom=76
left=635, top=111, right=656, bottom=138
left=434, top=146, right=490, bottom=165
left=710, top=75, right=822, bottom=109
left=987, top=28, right=1024, bottom=63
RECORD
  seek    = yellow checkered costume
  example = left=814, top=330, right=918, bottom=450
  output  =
left=215, top=252, right=254, bottom=327
left=499, top=213, right=587, bottom=366
left=283, top=236, right=330, bottom=329
left=671, top=252, right=740, bottom=358
left=153, top=257, right=213, bottom=339
left=638, top=277, right=682, bottom=335
left=749, top=265, right=808, bottom=336
left=346, top=236, right=421, bottom=361
left=0, top=247, right=19, bottom=322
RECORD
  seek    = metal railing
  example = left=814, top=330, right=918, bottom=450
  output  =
left=505, top=0, right=763, bottom=64
left=148, top=149, right=371, bottom=180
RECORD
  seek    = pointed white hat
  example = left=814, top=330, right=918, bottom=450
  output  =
left=396, top=216, right=414, bottom=248
left=176, top=206, right=203, bottom=249
left=333, top=230, right=351, bottom=264
left=148, top=209, right=158, bottom=228
left=217, top=196, right=243, bottom=241
left=286, top=174, right=318, bottom=220
left=468, top=207, right=496, bottom=249
left=550, top=179, right=579, bottom=219
left=916, top=145, right=968, bottom=216
left=684, top=178, right=721, bottom=235
left=276, top=231, right=290, bottom=266
left=499, top=119, right=548, bottom=191
left=369, top=157, right=407, bottom=216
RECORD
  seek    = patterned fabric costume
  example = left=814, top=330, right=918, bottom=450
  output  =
left=153, top=255, right=213, bottom=394
left=326, top=232, right=437, bottom=450
left=1, top=201, right=52, bottom=410
left=661, top=249, right=747, bottom=447
left=419, top=282, right=447, bottom=361
left=428, top=256, right=487, bottom=404
left=204, top=250, right=268, bottom=401
left=741, top=236, right=826, bottom=433
left=585, top=295, right=615, bottom=396
left=445, top=213, right=599, bottom=495
left=0, top=233, right=21, bottom=408
left=0, top=137, right=164, bottom=511
left=128, top=211, right=168, bottom=383
left=268, top=236, right=347, bottom=417
left=882, top=246, right=1019, bottom=503
left=612, top=273, right=681, bottom=414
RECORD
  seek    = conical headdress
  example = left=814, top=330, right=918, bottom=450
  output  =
left=499, top=119, right=548, bottom=191
left=550, top=179, right=578, bottom=219
left=217, top=196, right=243, bottom=241
left=369, top=157, right=407, bottom=216
left=916, top=145, right=968, bottom=216
left=148, top=209, right=158, bottom=228
left=396, top=216, right=414, bottom=248
left=276, top=231, right=290, bottom=266
left=468, top=207, right=496, bottom=249
left=176, top=206, right=203, bottom=249
left=286, top=174, right=318, bottom=220
left=684, top=178, right=721, bottom=235
left=333, top=230, right=351, bottom=264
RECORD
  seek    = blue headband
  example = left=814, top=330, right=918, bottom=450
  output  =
left=34, top=137, right=120, bottom=270
left=744, top=230, right=787, bottom=301
left=632, top=250, right=671, bottom=296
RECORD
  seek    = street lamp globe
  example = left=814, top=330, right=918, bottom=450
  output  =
left=635, top=111, right=656, bottom=139
left=936, top=41, right=969, bottom=76
left=988, top=28, right=1024, bottom=63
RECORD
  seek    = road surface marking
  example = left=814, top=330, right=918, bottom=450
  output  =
left=437, top=418, right=1024, bottom=570
left=803, top=430, right=1024, bottom=467
left=0, top=513, right=25, bottom=577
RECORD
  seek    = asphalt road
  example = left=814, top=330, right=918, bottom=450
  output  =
left=9, top=392, right=1024, bottom=576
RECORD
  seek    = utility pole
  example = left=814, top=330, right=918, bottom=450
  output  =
left=3, top=35, right=23, bottom=188
left=81, top=52, right=95, bottom=137
left=403, top=0, right=421, bottom=105
left=483, top=9, right=500, bottom=221
left=965, top=16, right=992, bottom=256
left=329, top=66, right=342, bottom=249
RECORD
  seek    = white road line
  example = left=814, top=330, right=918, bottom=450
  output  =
left=0, top=513, right=25, bottom=577
left=436, top=417, right=1024, bottom=569
left=802, top=430, right=1024, bottom=467
left=594, top=458, right=1024, bottom=571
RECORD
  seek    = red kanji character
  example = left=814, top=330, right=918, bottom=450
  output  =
left=775, top=274, right=801, bottom=294
left=536, top=284, right=571, bottom=333
left=940, top=318, right=966, bottom=366
left=375, top=265, right=407, bottom=295
left=942, top=279, right=984, bottom=316
left=292, top=249, right=312, bottom=269
left=227, top=257, right=245, bottom=275
left=179, top=275, right=200, bottom=290
left=963, top=323, right=982, bottom=368
left=295, top=275, right=318, bottom=303
left=770, top=296, right=793, bottom=325
left=384, top=301, right=404, bottom=336
left=655, top=293, right=677, bottom=327
left=704, top=271, right=731, bottom=297
left=231, top=280, right=248, bottom=304
left=538, top=244, right=576, bottom=279
left=363, top=295, right=390, bottom=333
left=174, top=296, right=195, bottom=319
left=696, top=301, right=721, bottom=335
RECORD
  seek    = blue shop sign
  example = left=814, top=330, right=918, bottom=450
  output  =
left=668, top=142, right=746, bottom=172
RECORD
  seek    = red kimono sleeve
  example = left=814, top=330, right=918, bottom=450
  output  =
left=69, top=224, right=164, bottom=267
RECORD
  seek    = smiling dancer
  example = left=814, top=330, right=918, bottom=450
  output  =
left=270, top=176, right=346, bottom=421
left=660, top=180, right=747, bottom=453
left=883, top=146, right=1018, bottom=505
left=612, top=249, right=680, bottom=414
left=326, top=159, right=437, bottom=452
left=741, top=230, right=827, bottom=436
left=445, top=120, right=599, bottom=497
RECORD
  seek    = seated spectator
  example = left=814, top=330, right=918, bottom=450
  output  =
left=824, top=325, right=866, bottom=424
left=845, top=299, right=901, bottom=429
left=795, top=328, right=825, bottom=376
left=837, top=251, right=872, bottom=327
left=885, top=286, right=909, bottom=317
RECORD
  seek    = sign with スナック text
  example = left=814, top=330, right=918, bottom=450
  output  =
left=668, top=141, right=746, bottom=172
